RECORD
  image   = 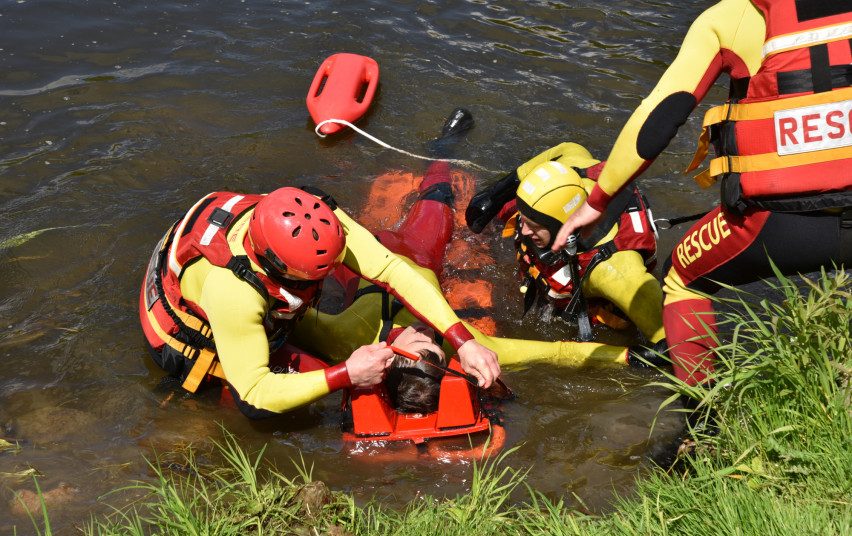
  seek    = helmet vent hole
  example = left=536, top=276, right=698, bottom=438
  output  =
left=317, top=249, right=326, bottom=255
left=319, top=218, right=330, bottom=225
left=317, top=263, right=328, bottom=269
left=312, top=228, right=319, bottom=240
left=292, top=226, right=301, bottom=237
left=313, top=202, right=320, bottom=209
left=283, top=211, right=295, bottom=217
left=305, top=213, right=311, bottom=220
left=295, top=197, right=303, bottom=206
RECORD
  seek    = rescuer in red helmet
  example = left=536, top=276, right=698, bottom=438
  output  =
left=550, top=0, right=851, bottom=386
left=139, top=183, right=499, bottom=418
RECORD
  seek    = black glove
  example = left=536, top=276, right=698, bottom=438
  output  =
left=465, top=169, right=519, bottom=233
left=627, top=339, right=669, bottom=368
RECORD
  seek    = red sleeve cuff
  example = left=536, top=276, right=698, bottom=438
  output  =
left=444, top=322, right=474, bottom=350
left=497, top=199, right=518, bottom=223
left=586, top=184, right=613, bottom=212
left=324, top=362, right=353, bottom=392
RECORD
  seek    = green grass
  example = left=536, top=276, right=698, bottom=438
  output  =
left=19, top=269, right=852, bottom=535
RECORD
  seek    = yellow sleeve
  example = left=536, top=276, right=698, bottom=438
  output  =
left=196, top=266, right=332, bottom=416
left=334, top=208, right=475, bottom=349
left=589, top=0, right=764, bottom=210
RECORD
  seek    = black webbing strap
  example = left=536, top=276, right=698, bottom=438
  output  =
left=153, top=246, right=216, bottom=351
left=577, top=186, right=634, bottom=251
left=352, top=284, right=405, bottom=343
left=809, top=43, right=833, bottom=93
left=777, top=64, right=852, bottom=94
left=560, top=241, right=618, bottom=321
left=225, top=256, right=270, bottom=301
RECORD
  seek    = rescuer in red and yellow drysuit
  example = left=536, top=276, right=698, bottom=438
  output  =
left=482, top=143, right=667, bottom=364
left=140, top=183, right=500, bottom=419
left=551, top=0, right=852, bottom=385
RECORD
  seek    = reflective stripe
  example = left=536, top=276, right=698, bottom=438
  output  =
left=629, top=211, right=644, bottom=234
left=199, top=195, right=244, bottom=246
left=169, top=194, right=213, bottom=276
left=709, top=144, right=852, bottom=176
left=762, top=21, right=852, bottom=58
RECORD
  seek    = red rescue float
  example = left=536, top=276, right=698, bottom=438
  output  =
left=307, top=53, right=379, bottom=135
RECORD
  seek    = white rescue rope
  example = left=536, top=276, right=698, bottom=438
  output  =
left=314, top=119, right=500, bottom=173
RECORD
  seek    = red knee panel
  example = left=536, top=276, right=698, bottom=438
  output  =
left=663, top=298, right=717, bottom=386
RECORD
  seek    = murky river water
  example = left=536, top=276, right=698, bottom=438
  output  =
left=0, top=0, right=724, bottom=531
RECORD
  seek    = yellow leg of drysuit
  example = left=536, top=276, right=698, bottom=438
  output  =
left=582, top=250, right=665, bottom=344
left=289, top=273, right=628, bottom=369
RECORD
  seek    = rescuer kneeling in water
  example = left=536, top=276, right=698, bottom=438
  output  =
left=466, top=142, right=668, bottom=366
left=139, top=181, right=500, bottom=419
left=549, top=0, right=852, bottom=386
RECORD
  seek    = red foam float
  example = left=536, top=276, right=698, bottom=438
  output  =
left=307, top=53, right=379, bottom=135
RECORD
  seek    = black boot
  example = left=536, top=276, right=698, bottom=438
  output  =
left=627, top=338, right=670, bottom=368
left=426, top=108, right=474, bottom=158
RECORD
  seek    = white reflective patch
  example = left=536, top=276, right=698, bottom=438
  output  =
left=774, top=99, right=852, bottom=156
left=522, top=181, right=536, bottom=194
left=547, top=288, right=571, bottom=299
left=534, top=167, right=551, bottom=180
left=278, top=286, right=304, bottom=310
left=169, top=193, right=213, bottom=275
left=630, top=210, right=644, bottom=233
left=763, top=22, right=852, bottom=58
left=551, top=265, right=571, bottom=286
left=548, top=161, right=568, bottom=174
left=562, top=193, right=582, bottom=215
left=199, top=195, right=244, bottom=246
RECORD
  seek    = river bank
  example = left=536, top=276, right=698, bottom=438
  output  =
left=11, top=269, right=849, bottom=535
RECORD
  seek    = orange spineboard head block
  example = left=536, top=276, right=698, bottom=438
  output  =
left=349, top=357, right=481, bottom=440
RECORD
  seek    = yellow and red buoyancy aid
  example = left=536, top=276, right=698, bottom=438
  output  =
left=511, top=183, right=658, bottom=309
left=140, top=192, right=322, bottom=392
left=688, top=0, right=852, bottom=212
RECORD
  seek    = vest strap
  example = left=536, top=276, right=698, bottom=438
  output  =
left=181, top=347, right=217, bottom=393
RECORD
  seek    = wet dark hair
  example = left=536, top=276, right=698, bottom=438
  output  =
left=386, top=350, right=445, bottom=414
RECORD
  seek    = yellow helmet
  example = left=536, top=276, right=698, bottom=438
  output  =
left=515, top=160, right=587, bottom=243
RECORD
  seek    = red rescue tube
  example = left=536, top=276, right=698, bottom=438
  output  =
left=307, top=53, right=379, bottom=135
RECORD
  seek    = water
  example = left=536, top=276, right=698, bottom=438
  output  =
left=0, top=0, right=717, bottom=531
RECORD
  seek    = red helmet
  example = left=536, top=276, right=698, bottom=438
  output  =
left=248, top=187, right=345, bottom=282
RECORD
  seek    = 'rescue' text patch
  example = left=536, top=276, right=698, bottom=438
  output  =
left=775, top=99, right=852, bottom=156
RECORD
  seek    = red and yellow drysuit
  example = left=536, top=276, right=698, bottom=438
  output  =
left=140, top=186, right=480, bottom=418
left=585, top=0, right=852, bottom=385
left=496, top=145, right=664, bottom=346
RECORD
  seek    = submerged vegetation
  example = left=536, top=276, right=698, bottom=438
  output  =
left=16, top=269, right=852, bottom=535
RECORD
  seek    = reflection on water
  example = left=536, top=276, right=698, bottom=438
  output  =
left=0, top=0, right=708, bottom=531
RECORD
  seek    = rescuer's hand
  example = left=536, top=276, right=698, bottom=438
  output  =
left=457, top=340, right=500, bottom=388
left=392, top=325, right=445, bottom=362
left=346, top=343, right=395, bottom=389
left=552, top=202, right=602, bottom=252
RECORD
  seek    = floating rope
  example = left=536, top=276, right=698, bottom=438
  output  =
left=314, top=119, right=500, bottom=173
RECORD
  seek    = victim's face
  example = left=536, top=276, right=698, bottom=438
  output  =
left=520, top=215, right=551, bottom=248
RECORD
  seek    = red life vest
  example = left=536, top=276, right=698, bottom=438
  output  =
left=687, top=0, right=852, bottom=213
left=515, top=184, right=657, bottom=309
left=139, top=191, right=321, bottom=392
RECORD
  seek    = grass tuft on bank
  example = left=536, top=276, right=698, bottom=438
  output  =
left=28, top=269, right=850, bottom=535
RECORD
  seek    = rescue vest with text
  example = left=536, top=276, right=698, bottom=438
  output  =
left=687, top=0, right=852, bottom=213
